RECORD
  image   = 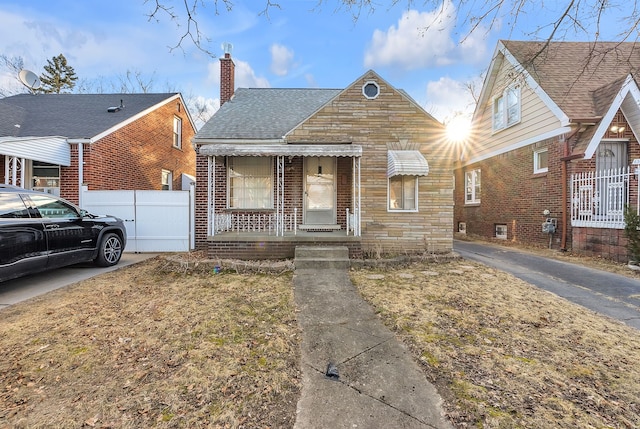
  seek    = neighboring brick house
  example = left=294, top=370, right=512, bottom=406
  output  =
left=455, top=40, right=640, bottom=262
left=0, top=93, right=196, bottom=206
left=192, top=52, right=453, bottom=259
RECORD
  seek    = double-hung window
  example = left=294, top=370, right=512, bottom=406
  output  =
left=534, top=148, right=548, bottom=174
left=388, top=175, right=417, bottom=211
left=173, top=116, right=182, bottom=149
left=493, top=85, right=520, bottom=131
left=465, top=169, right=481, bottom=204
left=228, top=157, right=273, bottom=209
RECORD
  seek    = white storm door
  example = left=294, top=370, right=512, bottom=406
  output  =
left=304, top=157, right=336, bottom=224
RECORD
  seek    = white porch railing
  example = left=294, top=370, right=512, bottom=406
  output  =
left=571, top=167, right=631, bottom=229
left=213, top=208, right=361, bottom=235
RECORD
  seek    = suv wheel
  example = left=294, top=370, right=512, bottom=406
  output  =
left=95, top=233, right=123, bottom=267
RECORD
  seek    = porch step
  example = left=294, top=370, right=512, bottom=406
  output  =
left=294, top=246, right=350, bottom=269
left=298, top=224, right=342, bottom=232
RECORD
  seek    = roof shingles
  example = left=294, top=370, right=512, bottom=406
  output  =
left=195, top=88, right=342, bottom=141
left=0, top=93, right=178, bottom=139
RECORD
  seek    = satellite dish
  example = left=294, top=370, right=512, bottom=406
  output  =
left=18, top=69, right=42, bottom=92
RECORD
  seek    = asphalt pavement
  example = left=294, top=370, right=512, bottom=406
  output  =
left=0, top=253, right=157, bottom=310
left=454, top=240, right=640, bottom=330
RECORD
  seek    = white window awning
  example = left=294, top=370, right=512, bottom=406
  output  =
left=0, top=137, right=71, bottom=166
left=387, top=150, right=429, bottom=177
left=198, top=143, right=362, bottom=157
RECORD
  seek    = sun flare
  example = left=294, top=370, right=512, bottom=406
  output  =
left=446, top=116, right=472, bottom=143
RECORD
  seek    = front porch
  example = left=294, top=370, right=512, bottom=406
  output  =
left=199, top=144, right=363, bottom=259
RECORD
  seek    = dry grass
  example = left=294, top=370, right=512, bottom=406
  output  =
left=0, top=257, right=300, bottom=429
left=351, top=260, right=640, bottom=428
left=2, top=251, right=640, bottom=428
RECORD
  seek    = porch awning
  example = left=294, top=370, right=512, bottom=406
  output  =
left=387, top=150, right=429, bottom=177
left=0, top=136, right=71, bottom=166
left=198, top=143, right=362, bottom=157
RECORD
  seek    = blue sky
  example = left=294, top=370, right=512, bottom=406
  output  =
left=0, top=0, right=627, bottom=128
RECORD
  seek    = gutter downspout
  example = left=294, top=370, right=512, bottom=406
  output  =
left=559, top=125, right=587, bottom=251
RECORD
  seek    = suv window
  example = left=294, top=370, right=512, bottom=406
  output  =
left=0, top=193, right=31, bottom=218
left=27, top=194, right=80, bottom=219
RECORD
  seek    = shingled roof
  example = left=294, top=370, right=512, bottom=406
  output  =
left=195, top=88, right=342, bottom=141
left=0, top=93, right=180, bottom=139
left=502, top=40, right=640, bottom=121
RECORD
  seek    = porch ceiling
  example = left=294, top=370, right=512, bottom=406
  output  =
left=198, top=143, right=362, bottom=157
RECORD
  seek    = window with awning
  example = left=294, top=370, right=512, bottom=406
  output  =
left=387, top=150, right=428, bottom=212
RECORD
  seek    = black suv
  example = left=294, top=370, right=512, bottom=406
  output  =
left=0, top=185, right=127, bottom=283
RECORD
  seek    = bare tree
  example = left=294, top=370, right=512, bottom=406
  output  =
left=75, top=70, right=173, bottom=94
left=0, top=55, right=28, bottom=97
left=144, top=1, right=639, bottom=58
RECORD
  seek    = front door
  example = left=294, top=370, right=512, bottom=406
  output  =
left=304, top=157, right=336, bottom=225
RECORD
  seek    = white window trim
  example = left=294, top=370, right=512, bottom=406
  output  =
left=173, top=116, right=182, bottom=149
left=227, top=156, right=274, bottom=209
left=492, top=85, right=521, bottom=132
left=465, top=169, right=481, bottom=205
left=533, top=148, right=549, bottom=174
left=362, top=80, right=380, bottom=100
left=387, top=175, right=419, bottom=212
left=495, top=224, right=508, bottom=240
left=161, top=169, right=173, bottom=190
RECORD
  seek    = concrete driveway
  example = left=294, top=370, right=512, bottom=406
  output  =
left=0, top=253, right=157, bottom=310
left=454, top=240, right=640, bottom=329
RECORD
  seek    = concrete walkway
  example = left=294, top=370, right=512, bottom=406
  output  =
left=292, top=247, right=452, bottom=429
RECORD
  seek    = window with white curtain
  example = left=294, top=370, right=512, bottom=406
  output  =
left=228, top=157, right=273, bottom=209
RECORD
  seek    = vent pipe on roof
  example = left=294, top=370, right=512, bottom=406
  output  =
left=107, top=99, right=125, bottom=113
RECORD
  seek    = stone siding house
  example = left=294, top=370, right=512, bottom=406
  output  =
left=192, top=52, right=454, bottom=259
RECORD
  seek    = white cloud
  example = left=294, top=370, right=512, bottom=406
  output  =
left=186, top=95, right=219, bottom=130
left=270, top=43, right=294, bottom=76
left=424, top=76, right=479, bottom=123
left=206, top=58, right=270, bottom=91
left=304, top=73, right=318, bottom=88
left=364, top=1, right=488, bottom=71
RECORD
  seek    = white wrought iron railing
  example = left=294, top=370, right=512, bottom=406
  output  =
left=212, top=207, right=361, bottom=236
left=571, top=167, right=631, bottom=229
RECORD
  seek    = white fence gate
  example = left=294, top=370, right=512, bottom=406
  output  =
left=81, top=185, right=194, bottom=252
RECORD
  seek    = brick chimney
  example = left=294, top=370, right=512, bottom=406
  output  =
left=220, top=43, right=235, bottom=106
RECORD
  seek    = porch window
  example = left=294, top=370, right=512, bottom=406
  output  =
left=228, top=157, right=273, bottom=209
left=465, top=169, right=481, bottom=204
left=388, top=175, right=417, bottom=211
left=173, top=116, right=182, bottom=149
left=534, top=148, right=548, bottom=174
left=31, top=161, right=60, bottom=196
left=493, top=85, right=520, bottom=131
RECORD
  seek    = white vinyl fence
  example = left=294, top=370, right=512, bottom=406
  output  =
left=81, top=185, right=194, bottom=252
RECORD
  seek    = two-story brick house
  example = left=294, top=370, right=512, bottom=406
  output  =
left=192, top=52, right=454, bottom=260
left=455, top=40, right=640, bottom=261
left=0, top=93, right=196, bottom=206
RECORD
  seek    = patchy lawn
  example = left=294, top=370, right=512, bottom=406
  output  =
left=351, top=260, right=640, bottom=428
left=1, top=254, right=639, bottom=428
left=0, top=257, right=300, bottom=429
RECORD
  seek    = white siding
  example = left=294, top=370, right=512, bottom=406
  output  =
left=470, top=55, right=563, bottom=163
